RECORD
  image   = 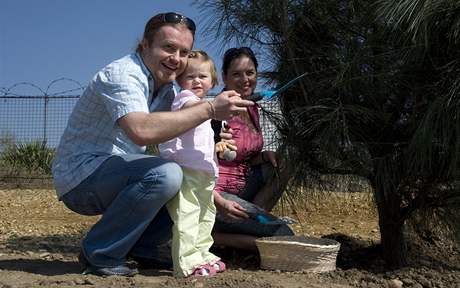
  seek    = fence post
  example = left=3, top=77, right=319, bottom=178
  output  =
left=43, top=93, right=49, bottom=144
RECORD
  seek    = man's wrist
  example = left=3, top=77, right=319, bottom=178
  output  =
left=207, top=101, right=216, bottom=120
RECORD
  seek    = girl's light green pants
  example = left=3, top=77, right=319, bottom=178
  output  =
left=166, top=167, right=219, bottom=277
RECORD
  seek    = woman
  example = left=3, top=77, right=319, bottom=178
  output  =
left=211, top=47, right=294, bottom=252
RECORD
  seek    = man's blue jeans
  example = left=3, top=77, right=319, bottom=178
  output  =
left=61, top=154, right=182, bottom=268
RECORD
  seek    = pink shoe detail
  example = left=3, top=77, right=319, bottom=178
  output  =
left=190, top=264, right=216, bottom=277
left=211, top=260, right=226, bottom=273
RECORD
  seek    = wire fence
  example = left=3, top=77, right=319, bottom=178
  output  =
left=0, top=80, right=282, bottom=187
left=0, top=78, right=85, bottom=147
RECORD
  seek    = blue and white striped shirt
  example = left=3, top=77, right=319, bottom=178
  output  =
left=52, top=53, right=176, bottom=198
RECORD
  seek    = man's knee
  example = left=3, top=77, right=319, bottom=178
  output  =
left=159, top=161, right=183, bottom=193
left=141, top=161, right=183, bottom=200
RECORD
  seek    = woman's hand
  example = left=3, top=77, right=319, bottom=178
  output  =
left=262, top=151, right=278, bottom=167
left=218, top=199, right=249, bottom=222
left=214, top=192, right=249, bottom=222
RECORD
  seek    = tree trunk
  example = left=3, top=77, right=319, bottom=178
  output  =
left=373, top=180, right=408, bottom=268
left=378, top=213, right=407, bottom=268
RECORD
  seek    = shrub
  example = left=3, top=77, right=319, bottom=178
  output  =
left=1, top=141, right=55, bottom=175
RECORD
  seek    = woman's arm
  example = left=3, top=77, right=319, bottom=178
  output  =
left=249, top=150, right=278, bottom=167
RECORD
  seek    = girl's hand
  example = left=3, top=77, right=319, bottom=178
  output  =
left=219, top=121, right=235, bottom=145
left=215, top=141, right=237, bottom=160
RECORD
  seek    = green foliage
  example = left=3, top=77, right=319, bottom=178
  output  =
left=197, top=0, right=460, bottom=205
left=197, top=0, right=460, bottom=267
left=1, top=141, right=55, bottom=175
left=0, top=131, right=16, bottom=151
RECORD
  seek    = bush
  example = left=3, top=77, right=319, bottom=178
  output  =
left=0, top=131, right=15, bottom=151
left=1, top=141, right=55, bottom=175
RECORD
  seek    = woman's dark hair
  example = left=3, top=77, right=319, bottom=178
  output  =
left=222, top=47, right=258, bottom=75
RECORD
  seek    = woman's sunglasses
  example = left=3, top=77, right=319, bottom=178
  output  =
left=151, top=12, right=196, bottom=34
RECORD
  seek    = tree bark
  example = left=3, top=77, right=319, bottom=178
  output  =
left=378, top=214, right=408, bottom=268
left=373, top=181, right=408, bottom=268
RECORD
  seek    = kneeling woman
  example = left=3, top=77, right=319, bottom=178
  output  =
left=212, top=47, right=294, bottom=251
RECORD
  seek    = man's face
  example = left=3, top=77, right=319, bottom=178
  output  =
left=141, top=25, right=194, bottom=88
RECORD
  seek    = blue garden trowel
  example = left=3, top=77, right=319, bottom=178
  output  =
left=247, top=71, right=309, bottom=102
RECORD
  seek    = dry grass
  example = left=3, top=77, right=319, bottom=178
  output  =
left=273, top=184, right=379, bottom=242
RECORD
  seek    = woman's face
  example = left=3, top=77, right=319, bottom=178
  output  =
left=223, top=56, right=257, bottom=98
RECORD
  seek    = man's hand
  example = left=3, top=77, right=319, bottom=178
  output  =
left=211, top=90, right=254, bottom=121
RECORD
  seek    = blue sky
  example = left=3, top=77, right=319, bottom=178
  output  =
left=1, top=0, right=248, bottom=146
left=0, top=1, right=279, bottom=147
left=0, top=0, right=240, bottom=94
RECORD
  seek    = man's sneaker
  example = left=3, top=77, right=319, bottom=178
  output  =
left=78, top=251, right=138, bottom=277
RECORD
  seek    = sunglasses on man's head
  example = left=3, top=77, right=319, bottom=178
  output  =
left=152, top=12, right=196, bottom=34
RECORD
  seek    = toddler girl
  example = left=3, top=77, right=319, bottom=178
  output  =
left=159, top=50, right=226, bottom=277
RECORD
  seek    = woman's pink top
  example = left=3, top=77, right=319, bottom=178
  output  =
left=214, top=105, right=263, bottom=195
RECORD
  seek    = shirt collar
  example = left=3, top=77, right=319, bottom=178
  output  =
left=136, top=52, right=173, bottom=94
left=135, top=53, right=151, bottom=79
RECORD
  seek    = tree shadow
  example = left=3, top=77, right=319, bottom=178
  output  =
left=0, top=258, right=173, bottom=277
left=0, top=234, right=82, bottom=276
left=326, top=233, right=386, bottom=272
left=1, top=234, right=174, bottom=277
left=326, top=233, right=460, bottom=273
left=0, top=258, right=80, bottom=276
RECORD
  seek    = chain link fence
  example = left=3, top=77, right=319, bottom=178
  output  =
left=0, top=81, right=282, bottom=187
left=0, top=95, right=80, bottom=147
left=0, top=79, right=84, bottom=187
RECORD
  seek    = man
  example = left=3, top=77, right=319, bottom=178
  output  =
left=52, top=12, right=252, bottom=276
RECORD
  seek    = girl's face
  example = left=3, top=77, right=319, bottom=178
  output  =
left=223, top=56, right=257, bottom=98
left=177, top=60, right=213, bottom=98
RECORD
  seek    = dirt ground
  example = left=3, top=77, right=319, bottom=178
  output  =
left=0, top=188, right=459, bottom=288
